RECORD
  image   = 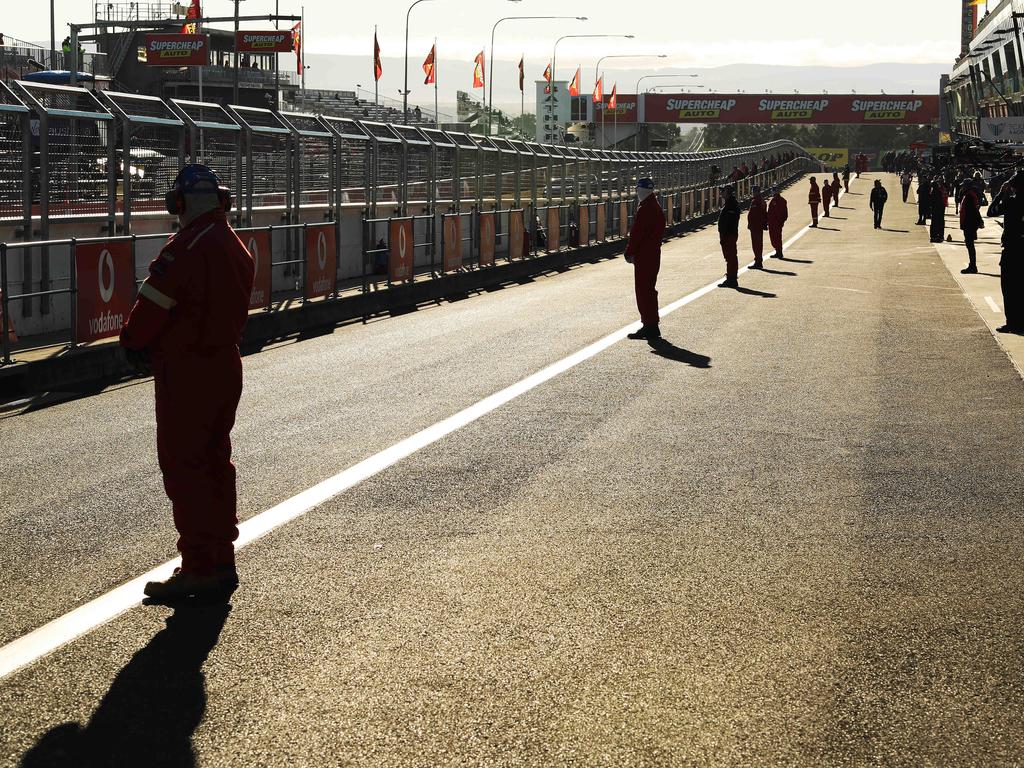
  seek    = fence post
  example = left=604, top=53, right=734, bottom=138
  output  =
left=360, top=215, right=368, bottom=294
left=69, top=238, right=77, bottom=347
left=266, top=225, right=274, bottom=312
left=300, top=223, right=308, bottom=302
left=1, top=243, right=10, bottom=365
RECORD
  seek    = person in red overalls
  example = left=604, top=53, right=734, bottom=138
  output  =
left=747, top=185, right=768, bottom=269
left=808, top=177, right=821, bottom=227
left=767, top=187, right=789, bottom=259
left=625, top=177, right=666, bottom=340
left=822, top=179, right=832, bottom=218
left=718, top=185, right=741, bottom=289
left=121, top=164, right=255, bottom=601
left=831, top=172, right=841, bottom=207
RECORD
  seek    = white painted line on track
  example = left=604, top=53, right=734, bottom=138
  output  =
left=0, top=191, right=827, bottom=683
left=985, top=295, right=1002, bottom=314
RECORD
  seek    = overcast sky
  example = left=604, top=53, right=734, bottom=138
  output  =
left=21, top=0, right=960, bottom=103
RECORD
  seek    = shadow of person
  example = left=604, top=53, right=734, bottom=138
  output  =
left=881, top=228, right=909, bottom=233
left=20, top=599, right=233, bottom=768
left=778, top=256, right=813, bottom=264
left=759, top=267, right=797, bottom=276
left=647, top=337, right=712, bottom=368
left=815, top=226, right=841, bottom=231
left=735, top=286, right=776, bottom=298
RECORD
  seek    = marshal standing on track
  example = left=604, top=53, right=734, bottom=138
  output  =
left=987, top=172, right=1024, bottom=334
left=624, top=177, right=667, bottom=340
left=120, top=164, right=255, bottom=601
left=718, top=185, right=741, bottom=289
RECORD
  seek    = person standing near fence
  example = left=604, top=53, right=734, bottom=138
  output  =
left=808, top=177, right=821, bottom=227
left=747, top=185, right=768, bottom=269
left=718, top=185, right=741, bottom=289
left=120, top=164, right=255, bottom=601
left=988, top=173, right=1024, bottom=334
left=624, top=178, right=666, bottom=340
left=767, top=187, right=789, bottom=259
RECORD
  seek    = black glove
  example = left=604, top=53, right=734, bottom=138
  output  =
left=124, top=346, right=152, bottom=375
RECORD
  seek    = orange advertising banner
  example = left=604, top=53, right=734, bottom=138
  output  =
left=509, top=210, right=525, bottom=259
left=479, top=212, right=496, bottom=266
left=389, top=218, right=414, bottom=282
left=144, top=33, right=209, bottom=66
left=665, top=195, right=674, bottom=227
left=577, top=205, right=589, bottom=247
left=547, top=207, right=560, bottom=253
left=75, top=241, right=135, bottom=343
left=304, top=224, right=336, bottom=299
left=596, top=203, right=606, bottom=242
left=443, top=215, right=463, bottom=272
left=619, top=201, right=629, bottom=238
left=241, top=230, right=271, bottom=309
left=236, top=30, right=294, bottom=53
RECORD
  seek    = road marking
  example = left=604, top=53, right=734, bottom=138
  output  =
left=0, top=198, right=825, bottom=683
left=985, top=295, right=1002, bottom=314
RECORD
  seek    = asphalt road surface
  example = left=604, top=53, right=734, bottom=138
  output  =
left=1, top=174, right=1023, bottom=767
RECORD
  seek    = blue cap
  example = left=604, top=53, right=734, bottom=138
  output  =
left=636, top=177, right=655, bottom=190
left=172, top=163, right=223, bottom=194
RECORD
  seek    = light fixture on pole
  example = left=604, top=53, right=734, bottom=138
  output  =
left=592, top=54, right=667, bottom=148
left=633, top=73, right=700, bottom=151
left=487, top=14, right=587, bottom=136
left=551, top=33, right=634, bottom=144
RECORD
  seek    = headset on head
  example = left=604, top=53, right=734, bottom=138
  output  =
left=165, top=163, right=233, bottom=216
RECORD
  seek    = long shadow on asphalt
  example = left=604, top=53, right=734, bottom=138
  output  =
left=647, top=338, right=712, bottom=368
left=816, top=226, right=841, bottom=231
left=778, top=256, right=813, bottom=264
left=760, top=267, right=797, bottom=276
left=881, top=228, right=910, bottom=233
left=20, top=601, right=232, bottom=768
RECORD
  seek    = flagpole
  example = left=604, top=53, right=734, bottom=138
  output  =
left=301, top=5, right=306, bottom=96
left=375, top=24, right=379, bottom=106
left=434, top=38, right=439, bottom=127
left=601, top=81, right=605, bottom=149
left=521, top=54, right=525, bottom=139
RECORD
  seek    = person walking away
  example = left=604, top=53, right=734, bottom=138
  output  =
left=120, top=164, right=255, bottom=600
left=901, top=170, right=913, bottom=203
left=869, top=179, right=888, bottom=229
left=987, top=172, right=1024, bottom=333
left=767, top=187, right=789, bottom=259
left=929, top=182, right=946, bottom=243
left=917, top=177, right=930, bottom=225
left=831, top=172, right=842, bottom=206
left=822, top=179, right=832, bottom=218
left=747, top=185, right=768, bottom=269
left=960, top=179, right=984, bottom=274
left=842, top=165, right=851, bottom=193
left=718, top=185, right=741, bottom=288
left=808, top=177, right=821, bottom=227
left=624, top=178, right=666, bottom=340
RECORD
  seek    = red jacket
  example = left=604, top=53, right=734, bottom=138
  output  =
left=747, top=195, right=768, bottom=231
left=121, top=209, right=255, bottom=358
left=626, top=194, right=666, bottom=259
left=808, top=181, right=821, bottom=204
left=822, top=182, right=832, bottom=203
left=767, top=195, right=788, bottom=229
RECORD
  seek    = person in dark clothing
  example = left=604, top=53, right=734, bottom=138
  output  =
left=917, top=178, right=930, bottom=225
left=987, top=173, right=1024, bottom=333
left=842, top=165, right=851, bottom=193
left=869, top=180, right=888, bottom=229
left=929, top=183, right=946, bottom=243
left=900, top=170, right=913, bottom=203
left=960, top=180, right=984, bottom=274
left=718, top=185, right=741, bottom=289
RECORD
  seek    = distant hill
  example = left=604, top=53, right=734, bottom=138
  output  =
left=304, top=55, right=949, bottom=114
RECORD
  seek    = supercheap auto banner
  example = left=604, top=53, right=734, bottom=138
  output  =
left=236, top=31, right=294, bottom=53
left=145, top=34, right=209, bottom=66
left=643, top=94, right=940, bottom=125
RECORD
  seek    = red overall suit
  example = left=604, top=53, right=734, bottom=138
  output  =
left=626, top=194, right=667, bottom=327
left=121, top=209, right=255, bottom=575
left=767, top=194, right=789, bottom=257
left=718, top=196, right=741, bottom=281
left=747, top=193, right=768, bottom=266
left=822, top=182, right=832, bottom=217
left=808, top=180, right=821, bottom=225
left=831, top=175, right=841, bottom=206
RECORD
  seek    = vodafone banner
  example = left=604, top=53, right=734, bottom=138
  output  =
left=145, top=34, right=209, bottom=66
left=236, top=31, right=294, bottom=53
left=577, top=206, right=590, bottom=247
left=75, top=241, right=135, bottom=344
left=389, top=218, right=414, bottom=282
left=643, top=94, right=940, bottom=125
left=509, top=210, right=525, bottom=260
left=243, top=230, right=271, bottom=309
left=304, top=224, right=336, bottom=299
left=479, top=212, right=496, bottom=267
left=443, top=215, right=463, bottom=272
left=596, top=203, right=606, bottom=242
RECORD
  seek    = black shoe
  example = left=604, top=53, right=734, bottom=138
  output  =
left=627, top=325, right=659, bottom=340
left=996, top=325, right=1023, bottom=334
left=144, top=567, right=238, bottom=601
left=961, top=265, right=978, bottom=274
left=749, top=262, right=764, bottom=270
left=772, top=250, right=782, bottom=259
left=718, top=278, right=738, bottom=289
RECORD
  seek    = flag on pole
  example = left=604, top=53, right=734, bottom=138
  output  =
left=543, top=61, right=552, bottom=94
left=373, top=30, right=383, bottom=81
left=423, top=44, right=436, bottom=85
left=568, top=67, right=581, bottom=97
left=473, top=50, right=485, bottom=88
left=293, top=22, right=302, bottom=76
left=609, top=83, right=617, bottom=111
left=518, top=56, right=525, bottom=92
left=592, top=75, right=603, bottom=104
left=181, top=0, right=201, bottom=34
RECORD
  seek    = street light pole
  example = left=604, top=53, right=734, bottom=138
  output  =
left=488, top=14, right=587, bottom=136
left=233, top=0, right=242, bottom=106
left=634, top=73, right=699, bottom=150
left=404, top=0, right=436, bottom=125
left=50, top=0, right=55, bottom=68
left=551, top=33, right=633, bottom=144
left=592, top=54, right=667, bottom=147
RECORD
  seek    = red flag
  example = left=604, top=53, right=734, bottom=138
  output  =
left=592, top=75, right=603, bottom=104
left=608, top=83, right=617, bottom=111
left=543, top=62, right=552, bottom=94
left=518, top=56, right=524, bottom=92
left=568, top=67, right=580, bottom=97
left=293, top=22, right=302, bottom=76
left=473, top=50, right=485, bottom=89
left=181, top=0, right=201, bottom=34
left=423, top=44, right=436, bottom=85
left=374, top=30, right=383, bottom=82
